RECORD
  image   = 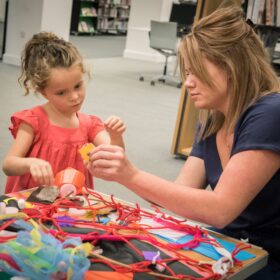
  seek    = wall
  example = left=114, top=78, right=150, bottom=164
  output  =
left=0, top=0, right=5, bottom=22
left=41, top=0, right=72, bottom=37
left=123, top=0, right=173, bottom=62
left=3, top=0, right=72, bottom=66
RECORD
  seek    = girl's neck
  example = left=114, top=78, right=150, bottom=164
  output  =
left=42, top=103, right=79, bottom=128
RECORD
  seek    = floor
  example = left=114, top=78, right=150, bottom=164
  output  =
left=0, top=35, right=185, bottom=210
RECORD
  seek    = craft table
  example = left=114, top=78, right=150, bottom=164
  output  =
left=99, top=192, right=269, bottom=280
left=0, top=188, right=268, bottom=280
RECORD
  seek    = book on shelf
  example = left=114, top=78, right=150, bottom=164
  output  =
left=78, top=21, right=95, bottom=33
left=277, top=0, right=280, bottom=26
left=251, top=0, right=265, bottom=24
left=247, top=0, right=280, bottom=26
left=81, top=7, right=97, bottom=17
left=246, top=0, right=255, bottom=20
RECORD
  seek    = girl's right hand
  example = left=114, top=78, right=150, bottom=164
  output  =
left=29, top=158, right=54, bottom=186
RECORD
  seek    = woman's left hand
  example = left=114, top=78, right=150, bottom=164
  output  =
left=86, top=144, right=136, bottom=184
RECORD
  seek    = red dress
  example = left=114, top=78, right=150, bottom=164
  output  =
left=5, top=106, right=105, bottom=193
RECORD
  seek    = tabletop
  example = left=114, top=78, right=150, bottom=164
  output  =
left=0, top=187, right=268, bottom=280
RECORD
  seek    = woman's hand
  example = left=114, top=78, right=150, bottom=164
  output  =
left=29, top=158, right=54, bottom=186
left=86, top=144, right=136, bottom=184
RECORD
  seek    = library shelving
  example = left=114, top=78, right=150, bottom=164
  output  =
left=70, top=0, right=131, bottom=35
left=245, top=0, right=280, bottom=65
left=97, top=0, right=131, bottom=34
left=71, top=0, right=99, bottom=35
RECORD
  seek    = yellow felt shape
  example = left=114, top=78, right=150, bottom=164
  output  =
left=79, top=143, right=95, bottom=161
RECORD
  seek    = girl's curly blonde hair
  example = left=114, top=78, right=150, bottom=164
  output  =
left=19, top=32, right=89, bottom=95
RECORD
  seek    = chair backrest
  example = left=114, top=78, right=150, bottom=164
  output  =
left=149, top=20, right=178, bottom=51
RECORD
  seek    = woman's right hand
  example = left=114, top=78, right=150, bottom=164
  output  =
left=86, top=144, right=137, bottom=184
left=29, top=158, right=54, bottom=186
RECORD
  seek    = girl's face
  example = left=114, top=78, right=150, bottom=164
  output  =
left=40, top=64, right=86, bottom=115
left=183, top=55, right=229, bottom=115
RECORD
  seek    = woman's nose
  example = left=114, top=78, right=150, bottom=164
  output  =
left=184, top=75, right=195, bottom=89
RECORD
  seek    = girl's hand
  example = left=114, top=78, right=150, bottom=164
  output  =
left=105, top=116, right=126, bottom=140
left=29, top=158, right=54, bottom=186
left=86, top=144, right=136, bottom=184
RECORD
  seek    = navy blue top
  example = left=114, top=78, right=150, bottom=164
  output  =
left=190, top=94, right=280, bottom=259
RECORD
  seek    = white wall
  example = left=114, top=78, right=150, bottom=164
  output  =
left=41, top=0, right=72, bottom=39
left=3, top=0, right=72, bottom=66
left=0, top=0, right=6, bottom=22
left=123, top=0, right=173, bottom=62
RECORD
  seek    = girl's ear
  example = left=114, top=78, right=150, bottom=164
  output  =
left=38, top=88, right=48, bottom=99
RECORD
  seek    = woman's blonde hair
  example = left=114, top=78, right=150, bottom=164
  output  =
left=19, top=31, right=89, bottom=95
left=179, top=5, right=280, bottom=140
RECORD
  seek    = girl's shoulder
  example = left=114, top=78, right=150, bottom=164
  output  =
left=9, top=106, right=47, bottom=138
left=77, top=112, right=105, bottom=141
left=77, top=112, right=104, bottom=128
left=12, top=105, right=47, bottom=120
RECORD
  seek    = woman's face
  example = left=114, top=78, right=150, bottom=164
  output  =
left=183, top=55, right=229, bottom=115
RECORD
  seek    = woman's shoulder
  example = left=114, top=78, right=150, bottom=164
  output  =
left=255, top=93, right=280, bottom=108
left=233, top=93, right=280, bottom=154
left=243, top=93, right=280, bottom=119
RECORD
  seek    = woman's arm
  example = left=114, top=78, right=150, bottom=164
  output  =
left=87, top=144, right=280, bottom=228
left=2, top=122, right=54, bottom=186
left=175, top=156, right=207, bottom=188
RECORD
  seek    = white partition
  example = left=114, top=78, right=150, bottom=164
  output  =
left=3, top=0, right=72, bottom=66
left=123, top=0, right=173, bottom=62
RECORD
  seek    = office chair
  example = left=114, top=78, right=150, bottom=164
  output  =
left=139, top=20, right=182, bottom=88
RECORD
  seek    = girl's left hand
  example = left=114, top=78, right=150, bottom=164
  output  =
left=105, top=116, right=126, bottom=139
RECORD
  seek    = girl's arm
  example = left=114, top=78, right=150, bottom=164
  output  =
left=87, top=144, right=280, bottom=228
left=2, top=122, right=54, bottom=186
left=93, top=116, right=126, bottom=148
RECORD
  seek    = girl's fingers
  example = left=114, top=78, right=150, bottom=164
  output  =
left=30, top=162, right=54, bottom=186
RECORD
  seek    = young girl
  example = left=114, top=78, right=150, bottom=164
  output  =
left=2, top=31, right=126, bottom=194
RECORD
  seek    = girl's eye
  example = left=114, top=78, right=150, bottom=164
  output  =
left=75, top=82, right=82, bottom=89
left=56, top=91, right=65, bottom=96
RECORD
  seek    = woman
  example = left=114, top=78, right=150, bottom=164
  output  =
left=87, top=6, right=280, bottom=279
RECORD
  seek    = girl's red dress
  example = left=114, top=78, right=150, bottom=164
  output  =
left=5, top=106, right=104, bottom=193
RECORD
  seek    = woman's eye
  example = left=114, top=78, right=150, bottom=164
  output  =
left=56, top=91, right=64, bottom=96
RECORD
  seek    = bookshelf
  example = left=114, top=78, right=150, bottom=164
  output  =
left=97, top=0, right=131, bottom=35
left=245, top=0, right=280, bottom=65
left=71, top=0, right=98, bottom=35
left=70, top=0, right=131, bottom=36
